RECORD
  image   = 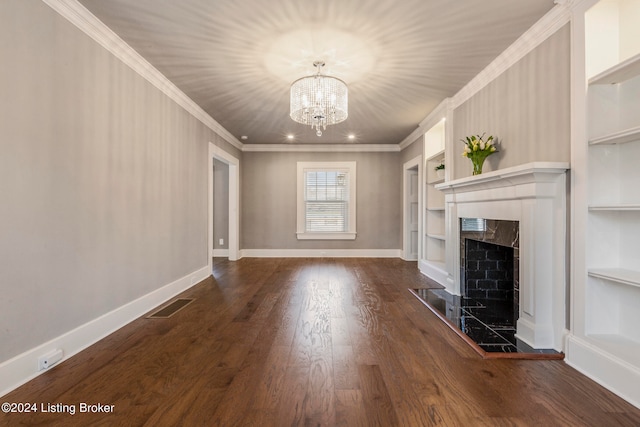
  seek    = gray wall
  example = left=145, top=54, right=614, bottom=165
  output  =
left=241, top=151, right=401, bottom=250
left=453, top=24, right=571, bottom=179
left=0, top=1, right=235, bottom=362
left=213, top=159, right=229, bottom=250
left=401, top=136, right=423, bottom=164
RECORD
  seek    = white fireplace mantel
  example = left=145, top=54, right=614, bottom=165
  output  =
left=436, top=162, right=569, bottom=351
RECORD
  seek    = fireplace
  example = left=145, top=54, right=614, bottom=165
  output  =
left=460, top=219, right=519, bottom=328
left=434, top=162, right=569, bottom=350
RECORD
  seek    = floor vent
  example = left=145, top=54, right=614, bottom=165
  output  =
left=147, top=298, right=194, bottom=319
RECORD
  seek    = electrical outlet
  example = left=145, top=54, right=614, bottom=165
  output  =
left=219, top=238, right=224, bottom=245
left=38, top=349, right=63, bottom=371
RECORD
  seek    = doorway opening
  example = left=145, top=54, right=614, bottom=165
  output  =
left=403, top=155, right=422, bottom=261
left=208, top=143, right=240, bottom=271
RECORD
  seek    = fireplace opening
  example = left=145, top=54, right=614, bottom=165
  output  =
left=458, top=218, right=521, bottom=349
left=464, top=239, right=516, bottom=326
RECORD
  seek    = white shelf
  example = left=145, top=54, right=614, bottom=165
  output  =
left=589, top=52, right=640, bottom=85
left=589, top=204, right=640, bottom=211
left=426, top=149, right=445, bottom=162
left=427, top=177, right=445, bottom=185
left=588, top=268, right=640, bottom=288
left=589, top=126, right=640, bottom=145
left=426, top=207, right=445, bottom=212
left=426, top=233, right=445, bottom=241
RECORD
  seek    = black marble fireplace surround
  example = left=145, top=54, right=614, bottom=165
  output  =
left=460, top=218, right=519, bottom=327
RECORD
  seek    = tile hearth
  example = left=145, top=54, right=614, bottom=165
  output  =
left=410, top=288, right=563, bottom=359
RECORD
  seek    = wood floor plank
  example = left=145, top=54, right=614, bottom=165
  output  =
left=358, top=364, right=399, bottom=426
left=334, top=389, right=366, bottom=427
left=2, top=258, right=640, bottom=426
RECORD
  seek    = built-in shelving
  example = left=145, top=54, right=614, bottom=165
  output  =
left=421, top=115, right=449, bottom=286
left=567, top=0, right=640, bottom=408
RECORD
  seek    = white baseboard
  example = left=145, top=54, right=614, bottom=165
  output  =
left=240, top=249, right=402, bottom=258
left=515, top=317, right=556, bottom=351
left=565, top=335, right=640, bottom=409
left=212, top=248, right=229, bottom=257
left=418, top=259, right=449, bottom=287
left=0, top=265, right=211, bottom=398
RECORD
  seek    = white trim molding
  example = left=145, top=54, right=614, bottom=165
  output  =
left=209, top=143, right=240, bottom=264
left=212, top=249, right=230, bottom=257
left=43, top=0, right=577, bottom=154
left=296, top=232, right=357, bottom=241
left=41, top=0, right=243, bottom=150
left=243, top=144, right=400, bottom=153
left=452, top=3, right=572, bottom=109
left=399, top=98, right=452, bottom=150
left=240, top=249, right=402, bottom=258
left=400, top=4, right=573, bottom=150
left=402, top=155, right=423, bottom=261
left=0, top=265, right=210, bottom=398
left=565, top=335, right=640, bottom=409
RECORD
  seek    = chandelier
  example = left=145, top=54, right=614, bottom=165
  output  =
left=290, top=61, right=348, bottom=136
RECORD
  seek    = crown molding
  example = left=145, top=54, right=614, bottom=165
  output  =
left=418, top=97, right=453, bottom=135
left=399, top=98, right=452, bottom=150
left=41, top=0, right=244, bottom=150
left=451, top=3, right=572, bottom=109
left=242, top=143, right=400, bottom=153
left=398, top=130, right=423, bottom=151
left=43, top=0, right=574, bottom=153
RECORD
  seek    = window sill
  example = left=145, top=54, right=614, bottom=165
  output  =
left=296, top=232, right=356, bottom=240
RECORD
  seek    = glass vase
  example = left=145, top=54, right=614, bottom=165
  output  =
left=470, top=151, right=491, bottom=175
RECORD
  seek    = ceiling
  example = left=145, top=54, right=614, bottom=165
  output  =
left=77, top=0, right=557, bottom=146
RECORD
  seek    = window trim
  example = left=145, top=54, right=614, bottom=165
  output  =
left=296, top=161, right=357, bottom=240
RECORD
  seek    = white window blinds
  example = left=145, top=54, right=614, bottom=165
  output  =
left=304, top=170, right=349, bottom=233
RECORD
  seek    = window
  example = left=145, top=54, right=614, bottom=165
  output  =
left=297, top=161, right=356, bottom=240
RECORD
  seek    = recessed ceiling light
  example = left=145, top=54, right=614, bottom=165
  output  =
left=240, top=135, right=248, bottom=140
left=348, top=134, right=356, bottom=140
left=287, top=134, right=294, bottom=140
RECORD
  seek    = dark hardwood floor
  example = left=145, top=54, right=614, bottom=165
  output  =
left=3, top=258, right=640, bottom=426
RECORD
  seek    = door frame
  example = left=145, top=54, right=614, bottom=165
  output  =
left=208, top=143, right=240, bottom=268
left=402, top=155, right=423, bottom=261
